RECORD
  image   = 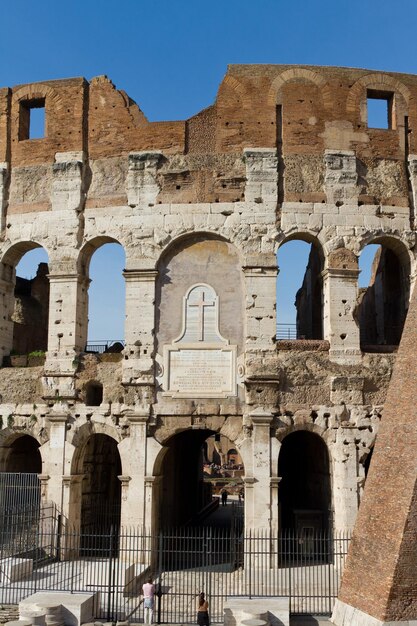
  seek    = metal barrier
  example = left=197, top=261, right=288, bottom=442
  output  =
left=84, top=340, right=125, bottom=354
left=0, top=514, right=351, bottom=622
left=276, top=323, right=298, bottom=339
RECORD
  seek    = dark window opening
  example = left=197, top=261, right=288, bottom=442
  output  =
left=19, top=98, right=46, bottom=140
left=367, top=90, right=394, bottom=130
left=85, top=382, right=103, bottom=406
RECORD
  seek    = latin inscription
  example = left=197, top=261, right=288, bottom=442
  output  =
left=167, top=348, right=234, bottom=395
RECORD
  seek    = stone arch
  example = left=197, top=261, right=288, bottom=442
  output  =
left=1, top=240, right=50, bottom=270
left=267, top=68, right=332, bottom=108
left=0, top=431, right=42, bottom=473
left=1, top=240, right=50, bottom=357
left=69, top=421, right=121, bottom=470
left=78, top=235, right=125, bottom=275
left=77, top=236, right=126, bottom=347
left=69, top=426, right=122, bottom=532
left=358, top=235, right=411, bottom=347
left=151, top=426, right=246, bottom=531
left=217, top=74, right=252, bottom=109
left=346, top=73, right=410, bottom=128
left=12, top=83, right=63, bottom=111
left=278, top=428, right=332, bottom=532
left=155, top=233, right=245, bottom=357
left=276, top=234, right=325, bottom=340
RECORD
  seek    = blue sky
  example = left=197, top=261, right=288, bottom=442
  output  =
left=3, top=0, right=415, bottom=339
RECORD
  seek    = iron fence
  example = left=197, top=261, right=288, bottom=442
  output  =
left=276, top=324, right=297, bottom=339
left=84, top=340, right=125, bottom=354
left=0, top=511, right=351, bottom=622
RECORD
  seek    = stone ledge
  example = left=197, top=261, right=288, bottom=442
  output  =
left=276, top=340, right=330, bottom=352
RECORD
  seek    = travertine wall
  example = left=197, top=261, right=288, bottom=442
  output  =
left=0, top=65, right=415, bottom=536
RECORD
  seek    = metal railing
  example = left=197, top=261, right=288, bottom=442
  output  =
left=0, top=510, right=351, bottom=622
left=276, top=323, right=298, bottom=339
left=84, top=340, right=125, bottom=354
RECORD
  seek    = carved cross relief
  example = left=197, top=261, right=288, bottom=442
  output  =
left=177, top=283, right=226, bottom=345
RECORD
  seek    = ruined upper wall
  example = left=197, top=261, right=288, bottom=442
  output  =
left=2, top=64, right=417, bottom=209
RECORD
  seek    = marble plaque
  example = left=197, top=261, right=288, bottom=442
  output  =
left=166, top=347, right=235, bottom=397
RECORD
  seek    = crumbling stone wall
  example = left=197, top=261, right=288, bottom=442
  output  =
left=0, top=65, right=415, bottom=536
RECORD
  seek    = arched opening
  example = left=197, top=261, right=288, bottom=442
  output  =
left=278, top=431, right=331, bottom=533
left=4, top=246, right=50, bottom=358
left=0, top=434, right=42, bottom=513
left=277, top=239, right=323, bottom=340
left=85, top=381, right=103, bottom=406
left=1, top=434, right=41, bottom=474
left=154, top=430, right=244, bottom=531
left=358, top=240, right=409, bottom=348
left=81, top=241, right=125, bottom=353
left=364, top=447, right=374, bottom=479
left=79, top=434, right=121, bottom=532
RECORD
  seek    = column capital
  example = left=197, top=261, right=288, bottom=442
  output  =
left=250, top=407, right=274, bottom=426
left=126, top=411, right=150, bottom=425
left=62, top=473, right=84, bottom=486
left=47, top=413, right=69, bottom=425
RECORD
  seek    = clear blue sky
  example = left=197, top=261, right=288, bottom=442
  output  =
left=3, top=0, right=415, bottom=339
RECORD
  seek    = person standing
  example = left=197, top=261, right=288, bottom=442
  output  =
left=142, top=577, right=155, bottom=624
left=221, top=488, right=228, bottom=507
left=197, top=592, right=209, bottom=626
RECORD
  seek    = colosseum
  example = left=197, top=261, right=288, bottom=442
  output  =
left=0, top=64, right=415, bottom=624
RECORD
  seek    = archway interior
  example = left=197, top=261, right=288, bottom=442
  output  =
left=278, top=431, right=331, bottom=532
left=156, top=430, right=244, bottom=530
left=13, top=248, right=49, bottom=354
left=359, top=244, right=407, bottom=346
left=277, top=240, right=323, bottom=340
left=80, top=434, right=122, bottom=531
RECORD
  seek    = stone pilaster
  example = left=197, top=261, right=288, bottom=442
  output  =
left=0, top=274, right=15, bottom=365
left=62, top=474, right=84, bottom=520
left=122, top=269, right=157, bottom=385
left=247, top=408, right=273, bottom=530
left=43, top=272, right=89, bottom=393
left=126, top=151, right=163, bottom=207
left=331, top=430, right=360, bottom=532
left=52, top=152, right=85, bottom=214
left=324, top=150, right=358, bottom=205
left=0, top=162, right=8, bottom=231
left=243, top=148, right=278, bottom=204
left=243, top=258, right=277, bottom=352
left=407, top=154, right=417, bottom=227
left=43, top=411, right=68, bottom=517
left=322, top=267, right=361, bottom=364
left=118, top=411, right=149, bottom=528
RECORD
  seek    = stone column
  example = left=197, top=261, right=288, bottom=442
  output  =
left=322, top=267, right=361, bottom=364
left=122, top=269, right=157, bottom=385
left=270, top=476, right=281, bottom=536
